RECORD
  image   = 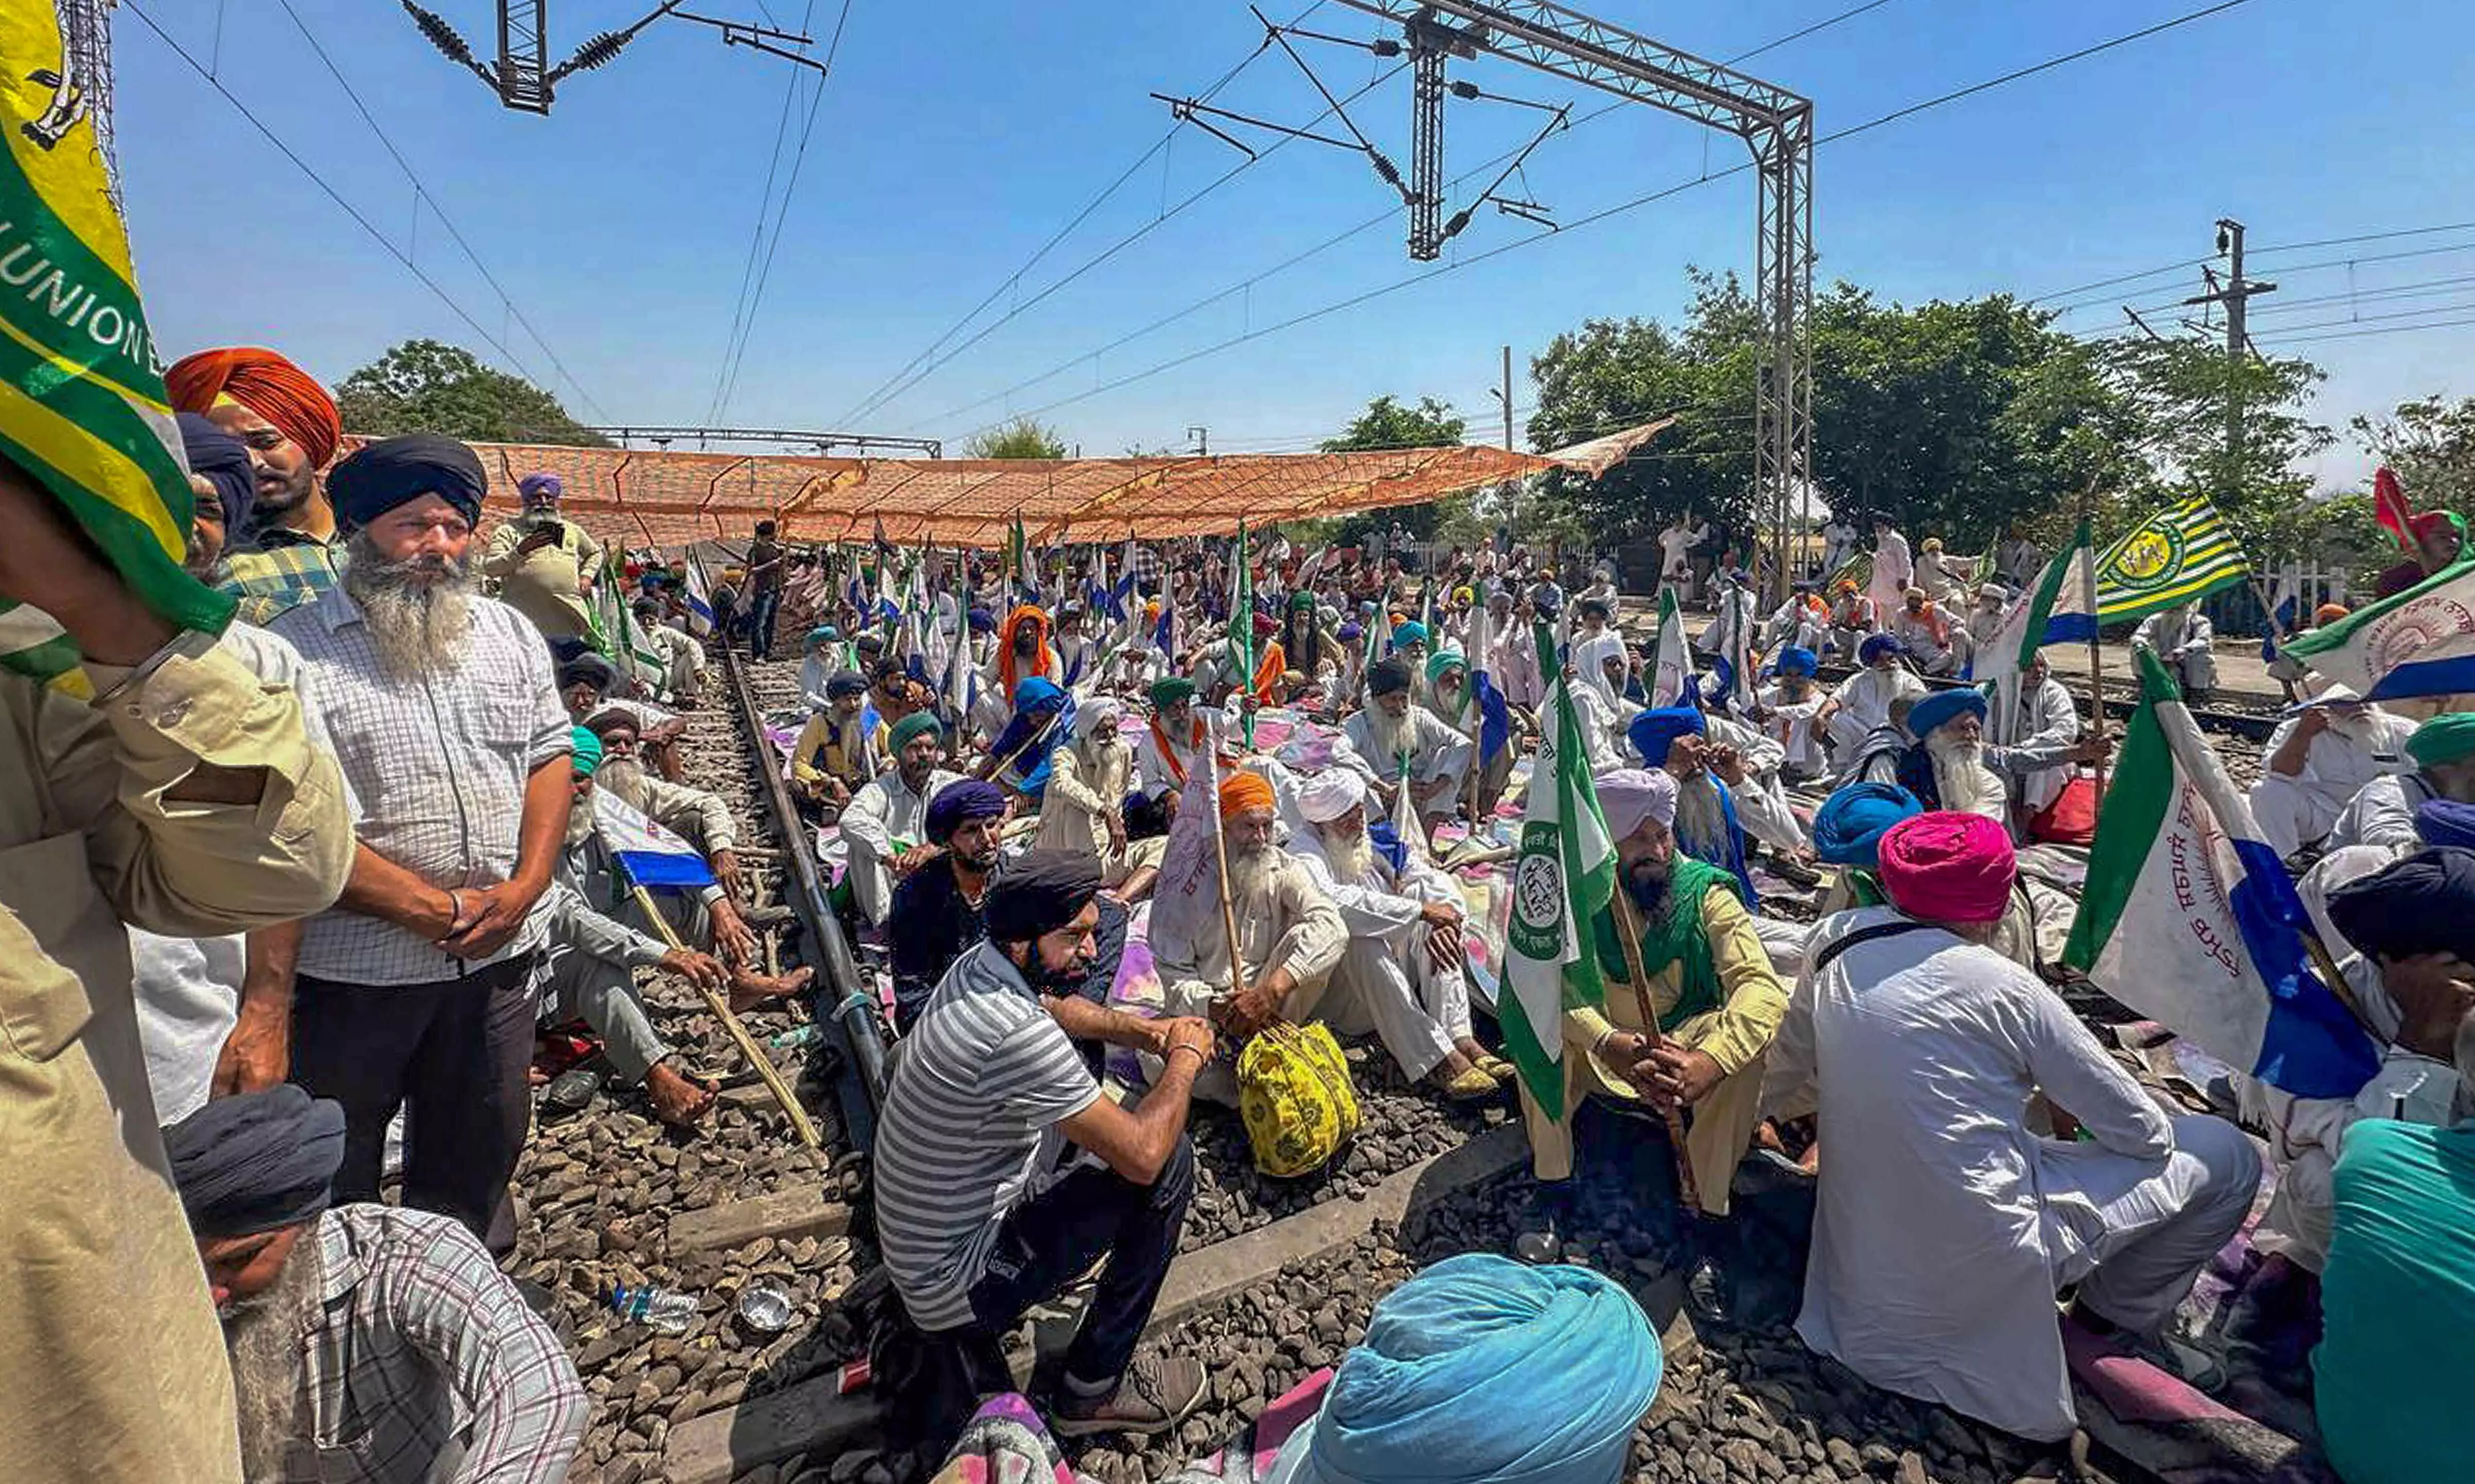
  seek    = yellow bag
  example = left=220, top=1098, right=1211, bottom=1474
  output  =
left=1236, top=1020, right=1361, bottom=1178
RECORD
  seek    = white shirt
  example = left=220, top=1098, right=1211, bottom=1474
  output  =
left=1834, top=665, right=1925, bottom=735
left=2258, top=711, right=2416, bottom=807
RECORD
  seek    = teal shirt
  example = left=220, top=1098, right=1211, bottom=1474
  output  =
left=2314, top=1118, right=2475, bottom=1484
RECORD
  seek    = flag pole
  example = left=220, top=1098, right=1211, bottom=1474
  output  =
left=2080, top=480, right=2110, bottom=800
left=1607, top=885, right=1702, bottom=1213
left=1203, top=720, right=1250, bottom=1012
left=628, top=881, right=821, bottom=1149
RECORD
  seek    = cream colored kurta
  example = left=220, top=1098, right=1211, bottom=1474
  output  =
left=1034, top=738, right=1131, bottom=855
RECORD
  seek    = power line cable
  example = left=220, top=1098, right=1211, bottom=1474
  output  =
left=2042, top=220, right=2475, bottom=315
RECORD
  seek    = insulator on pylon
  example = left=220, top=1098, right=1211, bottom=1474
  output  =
left=565, top=29, right=634, bottom=72
left=401, top=2, right=478, bottom=67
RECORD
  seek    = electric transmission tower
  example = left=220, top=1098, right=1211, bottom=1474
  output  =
left=401, top=1, right=822, bottom=114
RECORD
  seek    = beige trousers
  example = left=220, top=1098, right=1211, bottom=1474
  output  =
left=1517, top=1001, right=1771, bottom=1218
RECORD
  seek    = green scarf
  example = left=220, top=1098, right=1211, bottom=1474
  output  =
left=1593, top=855, right=1735, bottom=1034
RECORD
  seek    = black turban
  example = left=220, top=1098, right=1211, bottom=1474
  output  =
left=2328, top=846, right=2475, bottom=963
left=984, top=848, right=1102, bottom=943
left=557, top=652, right=618, bottom=694
left=825, top=669, right=869, bottom=699
left=924, top=780, right=1005, bottom=844
left=177, top=410, right=255, bottom=536
left=164, top=1085, right=347, bottom=1239
left=327, top=432, right=487, bottom=532
left=1367, top=657, right=1412, bottom=697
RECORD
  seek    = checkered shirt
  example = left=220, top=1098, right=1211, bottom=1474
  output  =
left=283, top=1205, right=587, bottom=1484
left=272, top=585, right=572, bottom=985
left=218, top=527, right=342, bottom=626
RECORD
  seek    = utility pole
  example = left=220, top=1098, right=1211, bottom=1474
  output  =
left=1500, top=344, right=1514, bottom=451
left=2184, top=218, right=2275, bottom=505
left=1489, top=343, right=1518, bottom=537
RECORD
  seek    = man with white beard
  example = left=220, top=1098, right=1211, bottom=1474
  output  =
left=1987, top=651, right=2106, bottom=821
left=1343, top=657, right=1468, bottom=829
left=1821, top=634, right=1925, bottom=764
left=273, top=434, right=574, bottom=1258
left=2249, top=687, right=2418, bottom=861
left=2132, top=601, right=2218, bottom=700
left=1289, top=771, right=1504, bottom=1099
left=167, top=1086, right=586, bottom=1482
left=1038, top=696, right=1135, bottom=856
left=1894, top=689, right=2009, bottom=828
left=1145, top=772, right=1347, bottom=1106
left=1627, top=707, right=1761, bottom=906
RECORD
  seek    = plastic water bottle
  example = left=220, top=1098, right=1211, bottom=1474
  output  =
left=767, top=1023, right=819, bottom=1050
left=607, top=1283, right=700, bottom=1335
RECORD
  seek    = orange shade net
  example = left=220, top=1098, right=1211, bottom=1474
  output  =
left=344, top=438, right=1565, bottom=548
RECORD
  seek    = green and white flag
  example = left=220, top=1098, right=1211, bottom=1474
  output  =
left=1650, top=587, right=1691, bottom=705
left=1500, top=622, right=1619, bottom=1116
left=2093, top=496, right=2249, bottom=622
left=1228, top=520, right=1256, bottom=746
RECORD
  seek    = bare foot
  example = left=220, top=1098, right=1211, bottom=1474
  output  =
left=646, top=1062, right=716, bottom=1127
left=729, top=963, right=815, bottom=1014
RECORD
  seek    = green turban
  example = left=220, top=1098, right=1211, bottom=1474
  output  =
left=569, top=725, right=603, bottom=777
left=887, top=711, right=943, bottom=754
left=1426, top=648, right=1467, bottom=684
left=1149, top=676, right=1197, bottom=711
left=2408, top=712, right=2475, bottom=769
left=1289, top=590, right=1317, bottom=612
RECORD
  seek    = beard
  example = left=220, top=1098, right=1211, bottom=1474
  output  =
left=1672, top=773, right=1730, bottom=853
left=222, top=1236, right=321, bottom=1481
left=1362, top=704, right=1409, bottom=763
left=342, top=532, right=475, bottom=680
left=597, top=755, right=654, bottom=813
left=565, top=797, right=597, bottom=849
left=1623, top=855, right=1673, bottom=914
left=1318, top=823, right=1375, bottom=883
left=1224, top=837, right=1279, bottom=908
left=1927, top=733, right=2007, bottom=818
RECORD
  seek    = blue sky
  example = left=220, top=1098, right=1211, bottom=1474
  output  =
left=117, top=0, right=2475, bottom=487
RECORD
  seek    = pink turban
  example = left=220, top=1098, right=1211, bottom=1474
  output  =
left=1876, top=811, right=2015, bottom=924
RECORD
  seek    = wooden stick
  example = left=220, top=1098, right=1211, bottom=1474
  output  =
left=631, top=883, right=822, bottom=1149
left=2079, top=480, right=2110, bottom=801
left=1607, top=886, right=1703, bottom=1213
left=1208, top=750, right=1250, bottom=1009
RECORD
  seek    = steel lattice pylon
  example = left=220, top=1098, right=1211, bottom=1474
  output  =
left=1331, top=0, right=1815, bottom=601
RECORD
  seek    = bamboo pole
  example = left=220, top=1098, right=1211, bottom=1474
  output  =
left=630, top=882, right=822, bottom=1150
left=1204, top=721, right=1251, bottom=1014
left=2080, top=481, right=2110, bottom=801
left=1607, top=886, right=1703, bottom=1214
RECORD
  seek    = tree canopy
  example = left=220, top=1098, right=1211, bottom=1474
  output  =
left=334, top=339, right=610, bottom=446
left=964, top=417, right=1069, bottom=459
left=1319, top=394, right=1467, bottom=453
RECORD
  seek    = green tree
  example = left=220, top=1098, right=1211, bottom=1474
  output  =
left=2091, top=336, right=2331, bottom=557
left=2350, top=394, right=2475, bottom=515
left=964, top=416, right=1069, bottom=459
left=1321, top=395, right=1469, bottom=545
left=334, top=339, right=609, bottom=445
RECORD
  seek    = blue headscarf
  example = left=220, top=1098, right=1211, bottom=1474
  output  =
left=2416, top=797, right=2475, bottom=851
left=1627, top=706, right=1705, bottom=768
left=1772, top=645, right=1818, bottom=678
left=1812, top=782, right=1923, bottom=867
left=1274, top=1252, right=1661, bottom=1484
left=991, top=676, right=1074, bottom=800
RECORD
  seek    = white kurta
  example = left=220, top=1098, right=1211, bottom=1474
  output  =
left=2325, top=771, right=2435, bottom=854
left=2132, top=609, right=2217, bottom=692
left=1034, top=739, right=1131, bottom=855
left=1986, top=675, right=2083, bottom=815
left=1825, top=666, right=1924, bottom=760
left=1289, top=829, right=1471, bottom=1082
left=1704, top=711, right=1808, bottom=853
left=1756, top=682, right=1830, bottom=776
left=2247, top=711, right=2417, bottom=859
left=1867, top=531, right=1914, bottom=614
left=1134, top=718, right=1208, bottom=796
left=1342, top=704, right=1470, bottom=791
left=840, top=767, right=964, bottom=926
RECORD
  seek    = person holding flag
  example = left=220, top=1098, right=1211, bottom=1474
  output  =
left=1136, top=677, right=1211, bottom=795
left=1343, top=657, right=1469, bottom=834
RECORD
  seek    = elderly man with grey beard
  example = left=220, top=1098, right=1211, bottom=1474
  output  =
left=168, top=1086, right=585, bottom=1483
left=271, top=434, right=574, bottom=1259
left=1894, top=689, right=2010, bottom=830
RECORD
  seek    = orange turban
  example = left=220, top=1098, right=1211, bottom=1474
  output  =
left=997, top=603, right=1053, bottom=697
left=163, top=347, right=342, bottom=469
left=1219, top=771, right=1276, bottom=820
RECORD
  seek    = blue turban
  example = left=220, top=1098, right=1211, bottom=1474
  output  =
left=518, top=471, right=563, bottom=501
left=1906, top=687, right=1987, bottom=740
left=1338, top=620, right=1364, bottom=642
left=1857, top=633, right=1905, bottom=666
left=1773, top=645, right=1818, bottom=678
left=163, top=1085, right=346, bottom=1240
left=1392, top=620, right=1428, bottom=648
left=922, top=779, right=1006, bottom=845
left=992, top=677, right=1075, bottom=798
left=327, top=433, right=486, bottom=532
left=967, top=607, right=997, bottom=633
left=1627, top=705, right=1706, bottom=767
left=1278, top=1253, right=1662, bottom=1484
left=1811, top=781, right=1923, bottom=867
left=176, top=411, right=255, bottom=536
left=2417, top=797, right=2475, bottom=850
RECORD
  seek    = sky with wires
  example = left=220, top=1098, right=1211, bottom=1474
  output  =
left=118, top=0, right=2475, bottom=490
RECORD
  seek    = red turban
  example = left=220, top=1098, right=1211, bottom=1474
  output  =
left=1219, top=770, right=1276, bottom=820
left=163, top=347, right=342, bottom=469
left=1876, top=811, right=2015, bottom=924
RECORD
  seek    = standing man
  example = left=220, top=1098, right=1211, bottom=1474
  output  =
left=273, top=435, right=574, bottom=1257
left=1866, top=518, right=1913, bottom=621
left=167, top=344, right=346, bottom=626
left=2133, top=601, right=2217, bottom=700
left=481, top=472, right=605, bottom=642
left=744, top=518, right=787, bottom=658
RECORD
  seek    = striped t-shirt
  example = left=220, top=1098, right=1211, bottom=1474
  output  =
left=873, top=940, right=1101, bottom=1330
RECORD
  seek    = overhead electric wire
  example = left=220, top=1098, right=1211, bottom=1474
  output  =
left=2262, top=312, right=2475, bottom=348
left=2041, top=220, right=2475, bottom=315
left=945, top=0, right=2260, bottom=444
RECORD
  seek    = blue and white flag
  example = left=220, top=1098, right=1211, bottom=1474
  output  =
left=682, top=557, right=716, bottom=637
left=595, top=788, right=717, bottom=892
left=2282, top=559, right=2475, bottom=701
left=1979, top=521, right=2099, bottom=748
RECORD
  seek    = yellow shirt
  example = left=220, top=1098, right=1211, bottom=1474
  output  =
left=1562, top=883, right=1787, bottom=1088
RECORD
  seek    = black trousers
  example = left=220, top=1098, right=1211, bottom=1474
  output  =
left=962, top=1135, right=1195, bottom=1390
left=291, top=954, right=537, bottom=1256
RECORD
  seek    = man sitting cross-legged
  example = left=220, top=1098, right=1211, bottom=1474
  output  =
left=873, top=851, right=1215, bottom=1437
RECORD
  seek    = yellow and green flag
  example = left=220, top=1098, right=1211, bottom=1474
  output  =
left=2, top=3, right=232, bottom=696
left=2092, top=496, right=2248, bottom=623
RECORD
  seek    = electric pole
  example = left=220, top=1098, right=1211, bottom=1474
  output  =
left=1500, top=344, right=1514, bottom=451
left=1489, top=343, right=1518, bottom=537
left=2184, top=218, right=2275, bottom=505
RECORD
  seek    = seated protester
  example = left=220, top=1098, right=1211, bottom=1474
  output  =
left=1763, top=582, right=1830, bottom=655
left=1257, top=1254, right=1661, bottom=1484
left=889, top=783, right=1009, bottom=1035
left=798, top=625, right=845, bottom=713
left=169, top=1087, right=587, bottom=1481
left=1052, top=602, right=1098, bottom=688
left=2249, top=686, right=2416, bottom=862
left=844, top=712, right=967, bottom=928
left=1290, top=771, right=1502, bottom=1100
left=634, top=595, right=706, bottom=706
left=557, top=650, right=689, bottom=781
left=1820, top=633, right=1924, bottom=762
left=1567, top=597, right=1626, bottom=707
left=981, top=677, right=1076, bottom=803
left=1280, top=590, right=1343, bottom=692
left=544, top=732, right=736, bottom=1126
left=1763, top=813, right=2259, bottom=1442
left=1888, top=587, right=1959, bottom=676
left=1343, top=657, right=1470, bottom=829
left=1036, top=696, right=1133, bottom=857
left=1700, top=705, right=1821, bottom=889
left=1146, top=773, right=1348, bottom=1106
left=2313, top=1010, right=2475, bottom=1484
left=2323, top=711, right=2473, bottom=856
left=1808, top=781, right=1924, bottom=914
left=1388, top=620, right=1431, bottom=696
left=873, top=854, right=1215, bottom=1437
left=790, top=669, right=879, bottom=818
left=1628, top=707, right=1758, bottom=908
left=976, top=605, right=1061, bottom=744
left=2243, top=848, right=2475, bottom=1280
left=1989, top=651, right=2105, bottom=821
left=1426, top=648, right=1512, bottom=812
left=1136, top=677, right=1211, bottom=796
left=1749, top=646, right=1829, bottom=782
left=1107, top=788, right=1176, bottom=901
left=2132, top=600, right=2216, bottom=700
left=867, top=655, right=922, bottom=741
left=1895, top=688, right=2009, bottom=828
left=584, top=711, right=750, bottom=900
left=1519, top=770, right=1790, bottom=1234
left=1824, top=579, right=1875, bottom=664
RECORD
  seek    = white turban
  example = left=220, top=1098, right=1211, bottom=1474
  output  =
left=1298, top=768, right=1368, bottom=825
left=1594, top=768, right=1676, bottom=840
left=1078, top=696, right=1126, bottom=740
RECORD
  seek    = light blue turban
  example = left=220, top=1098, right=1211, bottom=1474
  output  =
left=1811, top=781, right=1923, bottom=867
left=1273, top=1253, right=1662, bottom=1484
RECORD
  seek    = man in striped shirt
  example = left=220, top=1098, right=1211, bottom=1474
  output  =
left=874, top=851, right=1215, bottom=1437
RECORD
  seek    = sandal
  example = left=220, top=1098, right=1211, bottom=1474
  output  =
left=1439, top=1066, right=1502, bottom=1101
